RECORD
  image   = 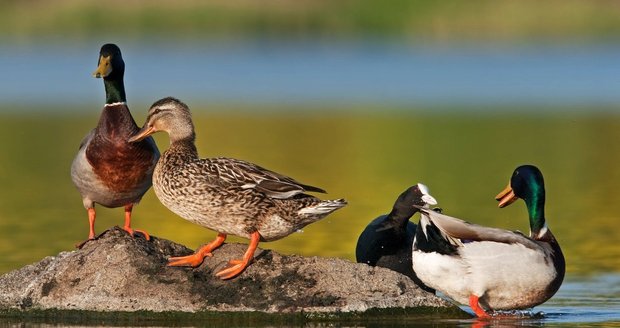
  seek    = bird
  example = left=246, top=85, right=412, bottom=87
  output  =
left=71, top=43, right=159, bottom=247
left=128, top=97, right=347, bottom=280
left=355, top=183, right=437, bottom=292
left=411, top=165, right=565, bottom=318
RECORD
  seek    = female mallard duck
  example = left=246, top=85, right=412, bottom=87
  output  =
left=411, top=165, right=564, bottom=317
left=71, top=44, right=159, bottom=245
left=128, top=97, right=347, bottom=280
left=355, top=184, right=437, bottom=292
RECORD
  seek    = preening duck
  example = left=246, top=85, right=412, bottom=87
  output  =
left=71, top=44, right=159, bottom=246
left=411, top=165, right=565, bottom=317
left=355, top=183, right=437, bottom=292
left=128, top=97, right=347, bottom=280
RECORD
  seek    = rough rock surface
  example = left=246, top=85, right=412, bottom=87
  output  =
left=0, top=227, right=457, bottom=314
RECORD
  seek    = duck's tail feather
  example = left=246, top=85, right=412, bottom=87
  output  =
left=298, top=199, right=347, bottom=216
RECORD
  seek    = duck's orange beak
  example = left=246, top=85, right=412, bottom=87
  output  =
left=128, top=125, right=155, bottom=143
left=495, top=183, right=518, bottom=208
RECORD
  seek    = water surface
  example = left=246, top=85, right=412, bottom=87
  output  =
left=2, top=41, right=620, bottom=108
left=0, top=109, right=618, bottom=326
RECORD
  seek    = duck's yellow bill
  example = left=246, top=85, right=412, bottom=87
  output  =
left=93, top=55, right=112, bottom=78
left=495, top=183, right=518, bottom=208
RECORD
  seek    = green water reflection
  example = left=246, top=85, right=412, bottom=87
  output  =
left=0, top=108, right=618, bottom=276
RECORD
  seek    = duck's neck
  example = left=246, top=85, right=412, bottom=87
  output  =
left=103, top=76, right=127, bottom=104
left=525, top=192, right=547, bottom=239
left=386, top=207, right=415, bottom=230
left=163, top=136, right=199, bottom=165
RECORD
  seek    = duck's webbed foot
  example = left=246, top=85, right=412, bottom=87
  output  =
left=215, top=231, right=260, bottom=280
left=168, top=233, right=227, bottom=267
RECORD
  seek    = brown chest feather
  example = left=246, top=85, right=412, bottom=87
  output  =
left=86, top=105, right=157, bottom=193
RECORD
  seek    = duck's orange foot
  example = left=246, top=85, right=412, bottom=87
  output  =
left=168, top=252, right=213, bottom=267
left=167, top=234, right=227, bottom=268
left=469, top=295, right=490, bottom=318
left=214, top=231, right=261, bottom=280
left=123, top=226, right=151, bottom=241
left=215, top=258, right=252, bottom=280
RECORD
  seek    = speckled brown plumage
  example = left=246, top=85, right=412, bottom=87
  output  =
left=153, top=147, right=342, bottom=241
left=129, top=97, right=346, bottom=279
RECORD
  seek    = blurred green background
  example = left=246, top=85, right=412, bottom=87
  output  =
left=0, top=0, right=619, bottom=279
left=3, top=0, right=620, bottom=41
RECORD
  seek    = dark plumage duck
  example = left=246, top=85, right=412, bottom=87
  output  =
left=355, top=184, right=437, bottom=292
left=128, top=97, right=347, bottom=280
left=71, top=44, right=159, bottom=246
left=411, top=165, right=565, bottom=318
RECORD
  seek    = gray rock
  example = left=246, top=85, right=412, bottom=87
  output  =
left=0, top=227, right=461, bottom=315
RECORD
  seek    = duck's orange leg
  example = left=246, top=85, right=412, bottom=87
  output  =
left=469, top=295, right=490, bottom=318
left=215, top=231, right=260, bottom=280
left=87, top=207, right=96, bottom=239
left=168, top=233, right=227, bottom=267
left=76, top=208, right=98, bottom=249
left=122, top=204, right=150, bottom=240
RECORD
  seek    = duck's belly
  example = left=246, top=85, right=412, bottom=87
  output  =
left=71, top=148, right=149, bottom=208
left=413, top=241, right=557, bottom=310
left=154, top=181, right=298, bottom=240
left=412, top=249, right=470, bottom=303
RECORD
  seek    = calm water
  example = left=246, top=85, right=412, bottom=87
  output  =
left=0, top=111, right=619, bottom=326
left=2, top=40, right=620, bottom=108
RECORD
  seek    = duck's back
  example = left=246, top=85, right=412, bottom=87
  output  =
left=356, top=215, right=411, bottom=265
left=356, top=216, right=435, bottom=291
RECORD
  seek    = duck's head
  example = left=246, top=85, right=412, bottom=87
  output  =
left=93, top=43, right=124, bottom=79
left=496, top=165, right=545, bottom=208
left=393, top=183, right=438, bottom=214
left=129, top=97, right=195, bottom=144
left=382, top=183, right=438, bottom=229
left=496, top=165, right=547, bottom=237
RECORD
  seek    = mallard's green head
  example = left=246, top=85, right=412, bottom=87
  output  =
left=128, top=97, right=195, bottom=144
left=496, top=165, right=547, bottom=238
left=93, top=43, right=124, bottom=79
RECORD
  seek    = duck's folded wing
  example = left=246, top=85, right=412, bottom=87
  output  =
left=78, top=129, right=95, bottom=150
left=417, top=207, right=540, bottom=250
left=204, top=157, right=326, bottom=199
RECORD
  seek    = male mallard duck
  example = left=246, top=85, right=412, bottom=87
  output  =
left=128, top=97, right=347, bottom=280
left=355, top=184, right=437, bottom=292
left=71, top=44, right=159, bottom=246
left=411, top=165, right=565, bottom=317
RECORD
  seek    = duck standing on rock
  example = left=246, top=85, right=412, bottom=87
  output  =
left=411, top=165, right=565, bottom=317
left=355, top=184, right=437, bottom=292
left=71, top=44, right=159, bottom=246
left=128, top=97, right=347, bottom=280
